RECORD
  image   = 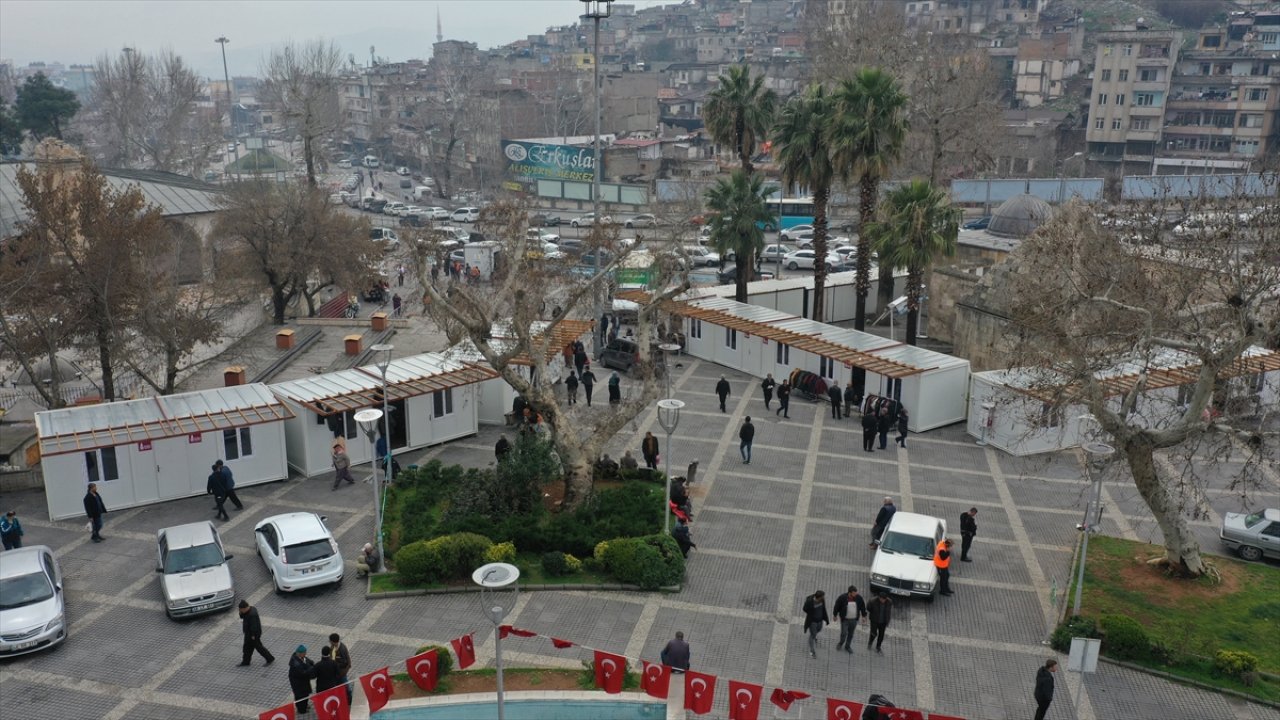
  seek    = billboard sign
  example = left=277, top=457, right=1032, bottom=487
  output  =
left=502, top=140, right=596, bottom=182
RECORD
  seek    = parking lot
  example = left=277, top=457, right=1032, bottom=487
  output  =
left=2, top=359, right=1277, bottom=719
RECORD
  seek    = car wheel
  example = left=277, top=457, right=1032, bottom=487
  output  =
left=788, top=262, right=799, bottom=270
left=571, top=221, right=580, bottom=228
left=625, top=222, right=634, bottom=228
left=1238, top=545, right=1264, bottom=562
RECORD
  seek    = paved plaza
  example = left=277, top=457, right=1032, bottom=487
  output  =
left=2, top=358, right=1278, bottom=719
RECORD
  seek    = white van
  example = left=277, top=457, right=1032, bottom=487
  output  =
left=362, top=155, right=380, bottom=169
left=413, top=185, right=436, bottom=202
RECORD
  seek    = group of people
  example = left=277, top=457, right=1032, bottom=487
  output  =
left=801, top=586, right=895, bottom=658
left=869, top=498, right=983, bottom=600
left=564, top=340, right=598, bottom=407
left=860, top=405, right=909, bottom=452
left=205, top=459, right=244, bottom=521
left=238, top=600, right=358, bottom=716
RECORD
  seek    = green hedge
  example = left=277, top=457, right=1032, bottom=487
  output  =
left=1050, top=615, right=1099, bottom=653
left=598, top=534, right=684, bottom=589
left=1100, top=614, right=1149, bottom=660
left=396, top=532, right=494, bottom=585
left=414, top=644, right=455, bottom=678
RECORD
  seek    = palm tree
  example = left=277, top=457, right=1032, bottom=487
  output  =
left=773, top=83, right=836, bottom=321
left=829, top=68, right=908, bottom=332
left=866, top=180, right=960, bottom=346
left=705, top=170, right=774, bottom=302
left=703, top=64, right=777, bottom=174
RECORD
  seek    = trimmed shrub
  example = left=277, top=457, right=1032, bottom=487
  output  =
left=564, top=553, right=583, bottom=572
left=1213, top=650, right=1260, bottom=680
left=541, top=551, right=574, bottom=577
left=484, top=541, right=517, bottom=565
left=413, top=644, right=454, bottom=678
left=1099, top=614, right=1149, bottom=660
left=600, top=534, right=685, bottom=589
left=395, top=533, right=494, bottom=585
left=394, top=540, right=442, bottom=585
left=594, top=540, right=610, bottom=563
left=1050, top=615, right=1100, bottom=653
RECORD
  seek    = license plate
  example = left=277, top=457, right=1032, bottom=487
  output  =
left=192, top=604, right=211, bottom=612
left=15, top=640, right=38, bottom=650
left=889, top=587, right=912, bottom=597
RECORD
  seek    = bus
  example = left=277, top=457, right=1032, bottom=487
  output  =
left=766, top=197, right=815, bottom=231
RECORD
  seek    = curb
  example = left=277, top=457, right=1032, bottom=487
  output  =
left=1099, top=656, right=1280, bottom=710
left=366, top=582, right=681, bottom=599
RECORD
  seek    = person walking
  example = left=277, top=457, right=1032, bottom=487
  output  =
left=608, top=371, right=621, bottom=405
left=355, top=543, right=381, bottom=577
left=83, top=483, right=107, bottom=543
left=870, top=497, right=896, bottom=548
left=827, top=383, right=843, bottom=420
left=934, top=539, right=954, bottom=596
left=1, top=510, right=24, bottom=550
left=392, top=293, right=403, bottom=318
left=960, top=508, right=978, bottom=562
left=397, top=264, right=405, bottom=287
left=876, top=407, right=892, bottom=450
left=1034, top=659, right=1058, bottom=720
left=600, top=312, right=610, bottom=346
left=739, top=416, right=755, bottom=464
left=289, top=645, right=316, bottom=715
left=314, top=645, right=341, bottom=695
left=761, top=374, right=776, bottom=410
left=215, top=460, right=243, bottom=510
left=776, top=380, right=791, bottom=419
left=844, top=382, right=860, bottom=419
left=573, top=345, right=588, bottom=377
left=207, top=464, right=230, bottom=521
left=580, top=365, right=596, bottom=406
left=565, top=371, right=579, bottom=405
left=833, top=585, right=868, bottom=653
left=715, top=375, right=731, bottom=412
left=861, top=409, right=878, bottom=452
left=895, top=408, right=909, bottom=447
left=672, top=516, right=696, bottom=558
left=866, top=592, right=892, bottom=653
left=329, top=633, right=353, bottom=703
left=238, top=600, right=274, bottom=666
left=641, top=431, right=660, bottom=470
left=802, top=590, right=829, bottom=659
left=331, top=443, right=356, bottom=490
left=661, top=631, right=691, bottom=672
left=495, top=435, right=512, bottom=462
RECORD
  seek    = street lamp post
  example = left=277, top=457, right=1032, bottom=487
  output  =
left=580, top=0, right=612, bottom=328
left=658, top=342, right=681, bottom=399
left=473, top=563, right=521, bottom=720
left=215, top=37, right=240, bottom=174
left=370, top=343, right=394, bottom=570
left=1072, top=415, right=1114, bottom=616
left=354, top=408, right=384, bottom=573
left=1058, top=151, right=1084, bottom=205
left=656, top=398, right=685, bottom=534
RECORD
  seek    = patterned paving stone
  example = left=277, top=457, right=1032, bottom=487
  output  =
left=680, top=554, right=784, bottom=612
left=693, top=507, right=794, bottom=558
left=702, top=471, right=801, bottom=515
left=0, top=679, right=120, bottom=717
left=512, top=593, right=645, bottom=656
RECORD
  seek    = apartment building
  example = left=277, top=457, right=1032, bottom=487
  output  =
left=1085, top=30, right=1181, bottom=173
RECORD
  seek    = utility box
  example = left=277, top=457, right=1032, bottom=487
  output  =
left=371, top=312, right=389, bottom=331
left=276, top=329, right=296, bottom=350
left=223, top=366, right=247, bottom=386
left=344, top=335, right=363, bottom=356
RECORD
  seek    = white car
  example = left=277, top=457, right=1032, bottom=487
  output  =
left=383, top=202, right=406, bottom=216
left=779, top=224, right=814, bottom=242
left=0, top=545, right=67, bottom=657
left=625, top=214, right=662, bottom=229
left=254, top=512, right=345, bottom=594
left=156, top=522, right=235, bottom=618
left=682, top=245, right=720, bottom=266
left=868, top=511, right=947, bottom=601
left=426, top=206, right=451, bottom=221
left=451, top=207, right=480, bottom=223
left=782, top=249, right=844, bottom=271
left=759, top=243, right=793, bottom=263
left=434, top=226, right=470, bottom=243
left=570, top=212, right=613, bottom=228
left=527, top=228, right=561, bottom=244
left=396, top=166, right=411, bottom=176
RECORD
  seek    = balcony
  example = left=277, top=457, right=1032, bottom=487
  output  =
left=1129, top=104, right=1166, bottom=116
left=1161, top=124, right=1235, bottom=136
left=1125, top=130, right=1160, bottom=142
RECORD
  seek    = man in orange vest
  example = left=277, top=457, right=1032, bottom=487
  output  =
left=934, top=539, right=954, bottom=597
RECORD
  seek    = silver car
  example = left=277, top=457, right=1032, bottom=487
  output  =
left=156, top=521, right=235, bottom=618
left=255, top=513, right=344, bottom=593
left=0, top=545, right=67, bottom=657
left=1220, top=508, right=1280, bottom=562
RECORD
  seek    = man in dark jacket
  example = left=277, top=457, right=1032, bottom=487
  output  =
left=1034, top=659, right=1058, bottom=720
left=715, top=375, right=731, bottom=412
left=289, top=645, right=316, bottom=714
left=827, top=383, right=843, bottom=419
left=861, top=410, right=878, bottom=452
left=214, top=460, right=243, bottom=509
left=843, top=382, right=860, bottom=418
left=776, top=381, right=791, bottom=419
left=870, top=497, right=896, bottom=547
left=641, top=431, right=660, bottom=470
left=876, top=407, right=892, bottom=449
left=83, top=483, right=107, bottom=543
left=512, top=394, right=527, bottom=424
left=314, top=645, right=342, bottom=693
left=329, top=633, right=353, bottom=702
left=608, top=371, right=622, bottom=404
left=960, top=507, right=978, bottom=562
left=238, top=600, right=274, bottom=666
left=671, top=517, right=695, bottom=558
left=760, top=374, right=776, bottom=410
left=207, top=465, right=230, bottom=521
left=661, top=631, right=691, bottom=672
left=801, top=590, right=829, bottom=659
left=574, top=347, right=588, bottom=377
left=833, top=586, right=868, bottom=653
left=739, top=416, right=755, bottom=464
left=494, top=435, right=512, bottom=462
left=895, top=408, right=910, bottom=447
left=565, top=371, right=579, bottom=405
left=866, top=592, right=892, bottom=652
left=580, top=365, right=596, bottom=406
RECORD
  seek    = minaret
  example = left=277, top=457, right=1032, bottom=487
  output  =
left=437, top=7, right=443, bottom=43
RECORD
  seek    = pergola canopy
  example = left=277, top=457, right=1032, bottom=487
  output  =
left=270, top=353, right=498, bottom=416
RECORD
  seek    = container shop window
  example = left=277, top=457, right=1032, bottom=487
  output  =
left=85, top=447, right=120, bottom=483
left=776, top=342, right=790, bottom=365
left=223, top=427, right=253, bottom=460
left=433, top=387, right=454, bottom=418
left=1036, top=403, right=1062, bottom=429
left=819, top=356, right=835, bottom=380
left=725, top=327, right=737, bottom=350
left=689, top=318, right=702, bottom=339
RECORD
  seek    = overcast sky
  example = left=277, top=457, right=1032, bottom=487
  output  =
left=0, top=0, right=675, bottom=78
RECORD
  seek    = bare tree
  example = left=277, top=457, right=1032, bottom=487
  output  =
left=261, top=40, right=343, bottom=186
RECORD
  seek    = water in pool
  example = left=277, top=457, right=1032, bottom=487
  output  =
left=374, top=699, right=666, bottom=720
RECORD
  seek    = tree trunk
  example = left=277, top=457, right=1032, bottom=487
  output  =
left=877, top=262, right=896, bottom=318
left=736, top=116, right=753, bottom=175
left=162, top=340, right=179, bottom=395
left=303, top=133, right=317, bottom=187
left=1124, top=437, right=1207, bottom=577
left=854, top=177, right=876, bottom=331
left=811, top=183, right=831, bottom=323
left=95, top=323, right=116, bottom=401
left=904, top=267, right=921, bottom=346
left=735, top=232, right=749, bottom=302
left=270, top=286, right=289, bottom=325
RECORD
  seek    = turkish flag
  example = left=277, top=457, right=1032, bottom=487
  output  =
left=769, top=688, right=811, bottom=712
left=259, top=703, right=296, bottom=720
left=826, top=697, right=864, bottom=720
left=360, top=667, right=395, bottom=714
left=313, top=686, right=350, bottom=720
left=593, top=650, right=627, bottom=694
left=641, top=661, right=670, bottom=699
left=451, top=634, right=476, bottom=669
left=406, top=649, right=439, bottom=692
left=551, top=637, right=575, bottom=649
left=683, top=670, right=717, bottom=715
left=879, top=710, right=924, bottom=720
left=499, top=625, right=538, bottom=639
left=728, top=680, right=763, bottom=720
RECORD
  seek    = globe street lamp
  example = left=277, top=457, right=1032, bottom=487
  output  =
left=659, top=342, right=681, bottom=399
left=1072, top=415, right=1114, bottom=616
left=657, top=398, right=685, bottom=534
left=354, top=408, right=385, bottom=573
left=473, top=562, right=521, bottom=720
left=580, top=0, right=612, bottom=328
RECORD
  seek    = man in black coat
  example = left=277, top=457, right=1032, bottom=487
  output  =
left=960, top=507, right=978, bottom=561
left=833, top=585, right=868, bottom=653
left=895, top=409, right=910, bottom=447
left=237, top=600, right=274, bottom=666
left=715, top=375, right=731, bottom=412
left=565, top=371, right=579, bottom=405
left=760, top=374, right=776, bottom=410
left=289, top=645, right=316, bottom=714
left=843, top=382, right=860, bottom=418
left=207, top=465, right=230, bottom=521
left=866, top=592, right=892, bottom=652
left=495, top=435, right=512, bottom=462
left=573, top=347, right=588, bottom=377
left=314, top=645, right=342, bottom=693
left=776, top=381, right=791, bottom=419
left=671, top=517, right=696, bottom=558
left=580, top=366, right=596, bottom=406
left=1034, top=659, right=1058, bottom=720
left=641, top=432, right=660, bottom=470
left=83, top=483, right=107, bottom=542
left=876, top=407, right=892, bottom=449
left=739, top=416, right=755, bottom=464
left=801, top=590, right=829, bottom=659
left=827, top=383, right=843, bottom=419
left=870, top=497, right=896, bottom=547
left=861, top=411, right=878, bottom=452
left=214, top=459, right=243, bottom=509
left=329, top=632, right=353, bottom=703
left=512, top=394, right=527, bottom=424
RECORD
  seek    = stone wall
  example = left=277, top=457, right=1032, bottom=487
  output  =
left=928, top=265, right=986, bottom=345
left=952, top=303, right=1018, bottom=372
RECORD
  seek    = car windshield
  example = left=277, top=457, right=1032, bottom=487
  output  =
left=164, top=543, right=225, bottom=574
left=284, top=539, right=333, bottom=565
left=0, top=571, right=54, bottom=609
left=1244, top=512, right=1268, bottom=528
left=880, top=531, right=935, bottom=559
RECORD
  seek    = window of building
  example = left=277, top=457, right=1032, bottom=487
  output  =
left=1097, top=93, right=1107, bottom=105
left=1094, top=118, right=1105, bottom=129
left=1247, top=87, right=1269, bottom=102
left=433, top=387, right=454, bottom=418
left=1139, top=69, right=1158, bottom=82
left=1112, top=118, right=1122, bottom=129
left=725, top=327, right=737, bottom=350
left=1202, top=35, right=1221, bottom=48
left=85, top=447, right=120, bottom=483
left=1118, top=69, right=1129, bottom=81
left=1262, top=32, right=1279, bottom=44
left=689, top=318, right=702, bottom=339
left=819, top=356, right=835, bottom=380
left=1122, top=44, right=1133, bottom=56
left=1037, top=403, right=1062, bottom=429
left=1135, top=92, right=1157, bottom=106
left=1131, top=118, right=1152, bottom=130
left=1116, top=94, right=1126, bottom=105
left=1101, top=69, right=1112, bottom=81
left=1239, top=113, right=1264, bottom=128
left=223, top=427, right=253, bottom=461
left=1237, top=139, right=1260, bottom=155
left=776, top=342, right=790, bottom=365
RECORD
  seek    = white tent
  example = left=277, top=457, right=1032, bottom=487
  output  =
left=269, top=353, right=496, bottom=476
left=35, top=384, right=292, bottom=520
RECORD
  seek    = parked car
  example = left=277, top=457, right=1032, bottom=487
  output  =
left=451, top=207, right=480, bottom=223
left=0, top=545, right=66, bottom=657
left=383, top=202, right=406, bottom=216
left=371, top=228, right=400, bottom=248
left=527, top=228, right=561, bottom=244
left=399, top=214, right=428, bottom=228
left=682, top=245, right=720, bottom=267
left=434, top=226, right=470, bottom=243
left=1220, top=508, right=1280, bottom=561
left=530, top=212, right=562, bottom=227
left=625, top=213, right=662, bottom=229
left=254, top=512, right=344, bottom=594
left=782, top=249, right=844, bottom=271
left=868, top=511, right=946, bottom=600
left=155, top=522, right=235, bottom=619
left=962, top=216, right=992, bottom=231
left=396, top=166, right=411, bottom=176
left=779, top=224, right=814, bottom=242
left=570, top=212, right=613, bottom=228
left=716, top=265, right=775, bottom=284
left=363, top=198, right=387, bottom=214
left=598, top=337, right=657, bottom=373
left=398, top=178, right=412, bottom=189
left=426, top=206, right=451, bottom=220
left=557, top=237, right=585, bottom=254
